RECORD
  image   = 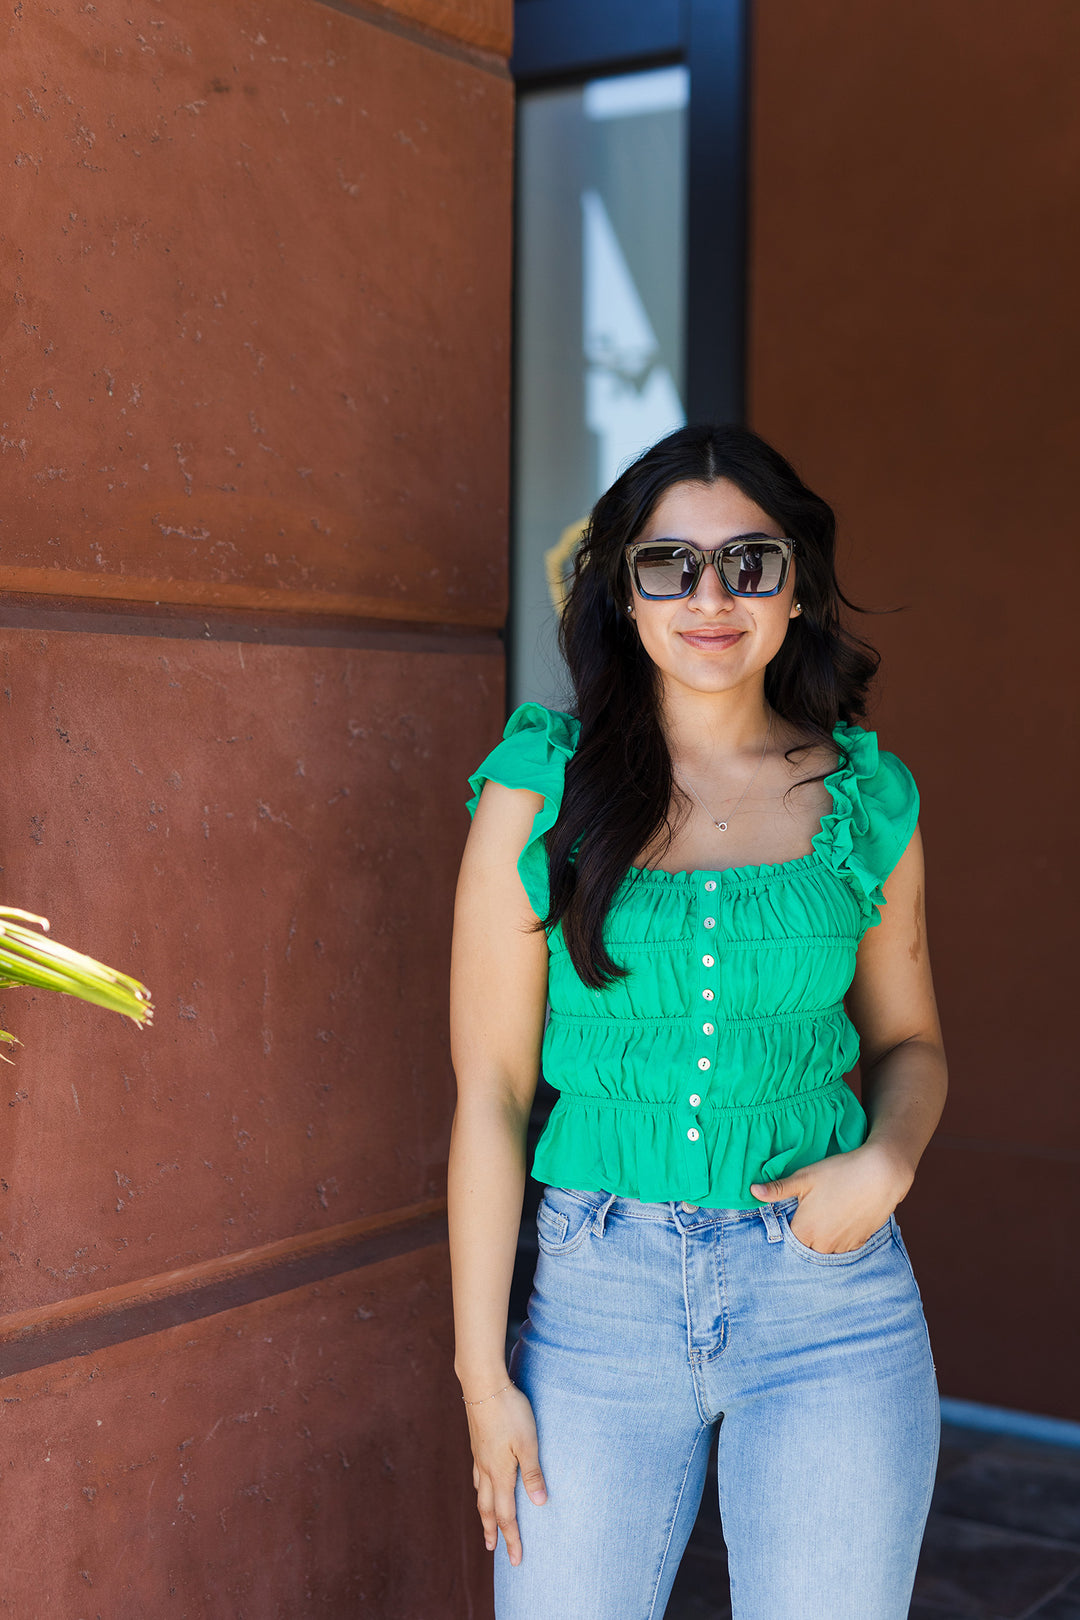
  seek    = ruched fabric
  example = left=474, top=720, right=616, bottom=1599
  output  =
left=466, top=702, right=919, bottom=1209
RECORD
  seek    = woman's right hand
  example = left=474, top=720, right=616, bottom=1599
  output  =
left=464, top=1382, right=548, bottom=1566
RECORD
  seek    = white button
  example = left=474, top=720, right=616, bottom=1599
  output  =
left=703, top=917, right=716, bottom=929
left=702, top=954, right=715, bottom=968
left=702, top=1022, right=715, bottom=1035
left=702, top=989, right=715, bottom=1002
left=697, top=1057, right=710, bottom=1071
left=688, top=1093, right=701, bottom=1107
left=681, top=1202, right=699, bottom=1212
left=704, top=880, right=717, bottom=892
left=687, top=1128, right=700, bottom=1142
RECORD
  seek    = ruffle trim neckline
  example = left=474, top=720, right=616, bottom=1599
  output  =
left=475, top=705, right=910, bottom=920
left=627, top=721, right=888, bottom=908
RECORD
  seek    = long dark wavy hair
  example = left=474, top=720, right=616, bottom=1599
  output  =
left=544, top=422, right=880, bottom=987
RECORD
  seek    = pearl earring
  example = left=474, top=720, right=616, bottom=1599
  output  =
left=793, top=602, right=802, bottom=614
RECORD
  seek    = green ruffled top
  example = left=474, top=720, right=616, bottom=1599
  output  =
left=466, top=702, right=920, bottom=1209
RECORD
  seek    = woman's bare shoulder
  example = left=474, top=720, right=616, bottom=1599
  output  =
left=467, top=778, right=545, bottom=849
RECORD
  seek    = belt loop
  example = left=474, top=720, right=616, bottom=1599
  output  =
left=759, top=1202, right=783, bottom=1243
left=592, top=1192, right=617, bottom=1237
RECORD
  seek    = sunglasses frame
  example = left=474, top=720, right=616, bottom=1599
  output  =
left=626, top=536, right=796, bottom=601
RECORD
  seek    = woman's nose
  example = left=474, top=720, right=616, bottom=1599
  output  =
left=690, top=555, right=733, bottom=611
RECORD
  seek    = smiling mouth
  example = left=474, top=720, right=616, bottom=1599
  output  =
left=678, top=628, right=745, bottom=648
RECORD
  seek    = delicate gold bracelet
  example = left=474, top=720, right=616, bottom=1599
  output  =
left=461, top=1380, right=515, bottom=1406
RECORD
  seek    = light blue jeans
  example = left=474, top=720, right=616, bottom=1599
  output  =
left=495, top=1188, right=939, bottom=1620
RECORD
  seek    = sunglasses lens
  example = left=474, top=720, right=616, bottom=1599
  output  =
left=719, top=542, right=788, bottom=595
left=634, top=545, right=698, bottom=598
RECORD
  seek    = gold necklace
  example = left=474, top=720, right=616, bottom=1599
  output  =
left=676, top=712, right=775, bottom=832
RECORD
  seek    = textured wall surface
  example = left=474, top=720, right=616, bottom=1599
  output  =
left=1, top=0, right=510, bottom=624
left=749, top=0, right=1078, bottom=1417
left=0, top=0, right=511, bottom=1612
left=0, top=1251, right=481, bottom=1617
left=0, top=634, right=500, bottom=1308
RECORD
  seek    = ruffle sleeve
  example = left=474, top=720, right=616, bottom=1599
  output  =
left=814, top=722, right=920, bottom=925
left=466, top=701, right=581, bottom=921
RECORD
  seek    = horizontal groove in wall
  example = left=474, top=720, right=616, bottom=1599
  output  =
left=0, top=568, right=506, bottom=630
left=0, top=593, right=503, bottom=654
left=313, top=0, right=512, bottom=71
left=0, top=1199, right=449, bottom=1380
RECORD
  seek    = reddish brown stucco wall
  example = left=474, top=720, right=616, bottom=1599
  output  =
left=749, top=1, right=1079, bottom=1417
left=2, top=1, right=509, bottom=626
left=0, top=0, right=510, bottom=1612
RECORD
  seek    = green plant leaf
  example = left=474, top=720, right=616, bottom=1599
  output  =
left=0, top=909, right=153, bottom=1050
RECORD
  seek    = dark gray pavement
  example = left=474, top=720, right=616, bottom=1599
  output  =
left=666, top=1422, right=1080, bottom=1619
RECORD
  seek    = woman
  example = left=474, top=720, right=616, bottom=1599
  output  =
left=448, top=424, right=946, bottom=1620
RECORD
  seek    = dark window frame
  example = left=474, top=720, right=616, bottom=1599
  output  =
left=512, top=0, right=750, bottom=424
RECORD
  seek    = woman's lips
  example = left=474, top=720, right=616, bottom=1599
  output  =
left=678, top=628, right=745, bottom=651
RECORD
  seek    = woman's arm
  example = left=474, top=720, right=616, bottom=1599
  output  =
left=750, top=823, right=948, bottom=1250
left=448, top=778, right=552, bottom=1564
left=844, top=821, right=949, bottom=1199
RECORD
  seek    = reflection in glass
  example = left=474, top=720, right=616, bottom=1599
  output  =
left=628, top=541, right=793, bottom=600
left=513, top=66, right=689, bottom=707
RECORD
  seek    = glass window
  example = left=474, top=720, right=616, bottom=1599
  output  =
left=513, top=65, right=689, bottom=707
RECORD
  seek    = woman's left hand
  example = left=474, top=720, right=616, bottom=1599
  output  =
left=749, top=1140, right=914, bottom=1253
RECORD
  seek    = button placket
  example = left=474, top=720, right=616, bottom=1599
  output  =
left=698, top=881, right=719, bottom=1059
left=687, top=878, right=718, bottom=1164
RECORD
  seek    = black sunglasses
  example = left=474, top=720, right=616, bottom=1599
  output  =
left=626, top=536, right=795, bottom=600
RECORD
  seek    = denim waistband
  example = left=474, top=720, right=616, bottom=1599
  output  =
left=545, top=1186, right=800, bottom=1232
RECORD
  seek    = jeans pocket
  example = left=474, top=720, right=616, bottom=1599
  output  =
left=535, top=1187, right=604, bottom=1256
left=780, top=1207, right=894, bottom=1266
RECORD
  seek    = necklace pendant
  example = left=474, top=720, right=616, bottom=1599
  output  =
left=680, top=711, right=774, bottom=842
